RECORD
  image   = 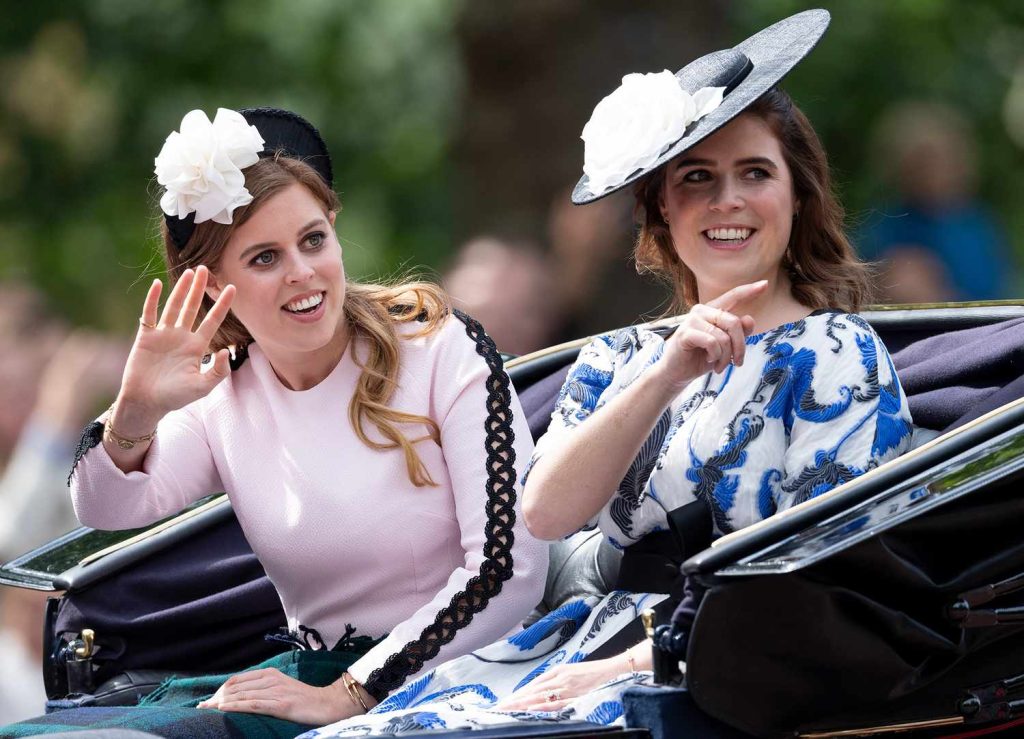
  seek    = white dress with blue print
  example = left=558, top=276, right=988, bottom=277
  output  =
left=302, top=310, right=912, bottom=737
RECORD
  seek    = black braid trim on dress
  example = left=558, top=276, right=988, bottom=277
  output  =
left=362, top=309, right=517, bottom=701
left=68, top=421, right=104, bottom=486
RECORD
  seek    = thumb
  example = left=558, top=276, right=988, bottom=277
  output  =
left=203, top=348, right=232, bottom=389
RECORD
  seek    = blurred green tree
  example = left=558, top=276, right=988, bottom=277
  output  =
left=0, top=0, right=461, bottom=329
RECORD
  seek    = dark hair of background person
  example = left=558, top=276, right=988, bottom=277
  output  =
left=632, top=88, right=872, bottom=315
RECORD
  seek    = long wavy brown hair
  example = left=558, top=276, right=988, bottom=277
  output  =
left=634, top=87, right=871, bottom=314
left=161, top=155, right=450, bottom=487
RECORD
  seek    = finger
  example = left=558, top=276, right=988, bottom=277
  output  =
left=710, top=309, right=747, bottom=367
left=196, top=284, right=236, bottom=343
left=224, top=676, right=276, bottom=696
left=200, top=349, right=232, bottom=392
left=691, top=312, right=739, bottom=369
left=683, top=319, right=727, bottom=365
left=211, top=698, right=278, bottom=715
left=498, top=685, right=563, bottom=711
left=140, top=279, right=162, bottom=331
left=177, top=265, right=209, bottom=330
left=159, top=269, right=194, bottom=328
left=506, top=697, right=570, bottom=713
left=741, top=315, right=756, bottom=334
left=706, top=279, right=768, bottom=313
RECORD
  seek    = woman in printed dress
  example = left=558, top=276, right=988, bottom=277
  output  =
left=303, top=9, right=913, bottom=737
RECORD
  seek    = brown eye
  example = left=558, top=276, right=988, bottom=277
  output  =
left=683, top=170, right=711, bottom=183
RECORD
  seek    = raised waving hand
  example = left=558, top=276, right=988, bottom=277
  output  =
left=110, top=266, right=235, bottom=445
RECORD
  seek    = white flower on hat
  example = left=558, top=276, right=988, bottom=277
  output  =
left=154, top=108, right=265, bottom=225
left=581, top=71, right=725, bottom=196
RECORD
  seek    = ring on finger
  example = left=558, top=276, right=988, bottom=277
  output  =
left=546, top=689, right=561, bottom=702
left=139, top=317, right=157, bottom=329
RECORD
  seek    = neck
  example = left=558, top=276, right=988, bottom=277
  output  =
left=263, top=318, right=352, bottom=391
left=697, top=269, right=809, bottom=334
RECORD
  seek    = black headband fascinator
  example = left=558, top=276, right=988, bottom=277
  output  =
left=155, top=107, right=333, bottom=250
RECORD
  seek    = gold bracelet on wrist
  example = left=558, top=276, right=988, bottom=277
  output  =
left=341, top=672, right=369, bottom=713
left=103, top=405, right=157, bottom=451
left=626, top=648, right=638, bottom=676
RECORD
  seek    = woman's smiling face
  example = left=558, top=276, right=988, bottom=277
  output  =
left=660, top=113, right=798, bottom=300
left=208, top=181, right=346, bottom=361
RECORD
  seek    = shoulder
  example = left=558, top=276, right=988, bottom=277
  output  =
left=395, top=310, right=490, bottom=357
left=795, top=310, right=882, bottom=354
left=392, top=311, right=505, bottom=389
left=576, top=324, right=665, bottom=372
left=789, top=310, right=901, bottom=386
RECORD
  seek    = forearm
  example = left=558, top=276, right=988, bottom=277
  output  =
left=623, top=638, right=653, bottom=672
left=523, top=366, right=679, bottom=540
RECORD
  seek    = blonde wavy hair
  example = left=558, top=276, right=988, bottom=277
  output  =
left=634, top=88, right=871, bottom=315
left=161, top=155, right=450, bottom=487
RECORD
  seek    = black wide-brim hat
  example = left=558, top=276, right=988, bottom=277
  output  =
left=572, top=9, right=830, bottom=205
left=164, top=107, right=333, bottom=250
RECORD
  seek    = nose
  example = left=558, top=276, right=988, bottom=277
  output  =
left=709, top=177, right=744, bottom=212
left=283, top=252, right=316, bottom=284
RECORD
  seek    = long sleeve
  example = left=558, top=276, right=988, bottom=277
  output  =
left=349, top=312, right=548, bottom=700
left=68, top=403, right=224, bottom=531
left=523, top=328, right=667, bottom=542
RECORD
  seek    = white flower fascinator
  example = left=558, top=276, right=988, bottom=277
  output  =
left=154, top=108, right=265, bottom=225
left=582, top=72, right=724, bottom=197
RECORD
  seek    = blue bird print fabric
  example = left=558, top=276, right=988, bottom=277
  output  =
left=300, top=593, right=667, bottom=737
left=529, top=310, right=913, bottom=541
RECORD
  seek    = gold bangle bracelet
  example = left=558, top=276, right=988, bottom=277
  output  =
left=341, top=672, right=369, bottom=713
left=103, top=405, right=157, bottom=451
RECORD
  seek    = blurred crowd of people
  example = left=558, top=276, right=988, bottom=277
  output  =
left=861, top=100, right=1014, bottom=303
left=0, top=285, right=124, bottom=722
left=444, top=188, right=670, bottom=357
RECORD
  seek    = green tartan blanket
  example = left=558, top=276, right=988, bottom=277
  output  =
left=1, top=637, right=376, bottom=739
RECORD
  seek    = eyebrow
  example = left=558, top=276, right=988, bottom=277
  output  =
left=238, top=218, right=326, bottom=262
left=674, top=156, right=779, bottom=170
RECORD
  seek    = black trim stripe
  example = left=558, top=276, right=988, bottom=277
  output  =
left=362, top=309, right=518, bottom=700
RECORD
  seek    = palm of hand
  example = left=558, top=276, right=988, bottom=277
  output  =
left=119, top=266, right=236, bottom=419
left=124, top=325, right=223, bottom=414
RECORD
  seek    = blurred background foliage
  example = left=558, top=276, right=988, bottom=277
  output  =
left=2, top=0, right=1023, bottom=333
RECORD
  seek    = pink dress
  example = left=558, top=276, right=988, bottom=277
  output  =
left=69, top=312, right=548, bottom=700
